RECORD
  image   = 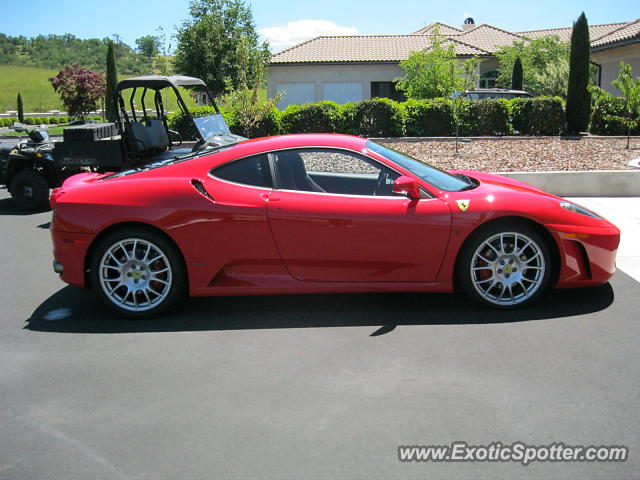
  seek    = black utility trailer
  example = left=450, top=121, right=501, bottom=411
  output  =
left=0, top=75, right=240, bottom=210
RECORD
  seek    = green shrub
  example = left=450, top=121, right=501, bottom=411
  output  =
left=589, top=96, right=640, bottom=135
left=509, top=97, right=565, bottom=135
left=280, top=101, right=341, bottom=134
left=25, top=117, right=35, bottom=125
left=6, top=117, right=17, bottom=126
left=453, top=100, right=478, bottom=136
left=404, top=99, right=454, bottom=136
left=227, top=105, right=280, bottom=138
left=49, top=117, right=59, bottom=124
left=472, top=99, right=511, bottom=135
left=57, top=116, right=68, bottom=124
left=453, top=99, right=510, bottom=136
left=340, top=98, right=404, bottom=137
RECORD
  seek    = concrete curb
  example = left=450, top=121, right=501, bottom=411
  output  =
left=497, top=170, right=640, bottom=197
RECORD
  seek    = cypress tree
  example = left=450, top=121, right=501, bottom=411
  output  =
left=105, top=41, right=118, bottom=122
left=566, top=12, right=591, bottom=134
left=17, top=92, right=24, bottom=123
left=511, top=57, right=523, bottom=90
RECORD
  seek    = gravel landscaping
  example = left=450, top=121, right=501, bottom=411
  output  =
left=379, top=137, right=640, bottom=172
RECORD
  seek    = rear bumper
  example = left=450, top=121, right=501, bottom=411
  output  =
left=51, top=229, right=95, bottom=288
left=546, top=223, right=620, bottom=288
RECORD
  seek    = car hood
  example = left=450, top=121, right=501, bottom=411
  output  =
left=449, top=169, right=557, bottom=198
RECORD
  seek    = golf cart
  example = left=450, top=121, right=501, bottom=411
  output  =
left=0, top=75, right=242, bottom=210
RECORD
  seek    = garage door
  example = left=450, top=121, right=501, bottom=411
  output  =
left=275, top=83, right=315, bottom=109
left=323, top=82, right=363, bottom=104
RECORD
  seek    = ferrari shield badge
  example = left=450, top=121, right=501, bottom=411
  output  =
left=456, top=199, right=470, bottom=212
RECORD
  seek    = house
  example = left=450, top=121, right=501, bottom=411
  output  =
left=267, top=18, right=640, bottom=109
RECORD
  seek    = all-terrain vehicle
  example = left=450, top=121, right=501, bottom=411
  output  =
left=0, top=75, right=243, bottom=210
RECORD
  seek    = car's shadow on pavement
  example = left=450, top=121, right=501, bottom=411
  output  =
left=24, top=282, right=615, bottom=336
left=0, top=196, right=50, bottom=216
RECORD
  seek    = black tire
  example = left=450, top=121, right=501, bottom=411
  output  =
left=90, top=227, right=187, bottom=318
left=457, top=222, right=551, bottom=309
left=9, top=170, right=50, bottom=211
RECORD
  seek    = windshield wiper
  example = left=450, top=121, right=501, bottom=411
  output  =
left=455, top=173, right=477, bottom=191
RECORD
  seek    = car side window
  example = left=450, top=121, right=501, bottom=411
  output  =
left=272, top=148, right=400, bottom=196
left=211, top=154, right=272, bottom=188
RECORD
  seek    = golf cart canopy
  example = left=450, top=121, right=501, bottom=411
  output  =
left=117, top=75, right=208, bottom=91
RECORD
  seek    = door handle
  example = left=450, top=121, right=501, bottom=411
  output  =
left=262, top=192, right=280, bottom=202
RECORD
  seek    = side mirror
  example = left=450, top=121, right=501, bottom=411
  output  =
left=392, top=176, right=420, bottom=200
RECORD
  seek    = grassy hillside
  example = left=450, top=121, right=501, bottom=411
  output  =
left=1, top=65, right=199, bottom=114
left=0, top=66, right=63, bottom=112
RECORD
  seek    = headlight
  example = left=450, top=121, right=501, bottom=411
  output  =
left=560, top=201, right=603, bottom=219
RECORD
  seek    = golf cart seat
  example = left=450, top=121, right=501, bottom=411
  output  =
left=127, top=119, right=170, bottom=156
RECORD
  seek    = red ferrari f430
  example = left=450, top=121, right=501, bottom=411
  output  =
left=50, top=133, right=620, bottom=317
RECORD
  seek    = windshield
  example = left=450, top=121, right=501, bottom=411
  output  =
left=195, top=113, right=230, bottom=139
left=366, top=141, right=471, bottom=192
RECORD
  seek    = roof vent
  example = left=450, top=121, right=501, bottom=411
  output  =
left=463, top=17, right=475, bottom=31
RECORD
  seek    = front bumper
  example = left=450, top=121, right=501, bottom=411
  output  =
left=546, top=223, right=621, bottom=288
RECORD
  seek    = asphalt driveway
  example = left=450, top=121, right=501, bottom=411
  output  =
left=0, top=189, right=639, bottom=480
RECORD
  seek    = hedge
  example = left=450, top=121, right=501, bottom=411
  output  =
left=226, top=106, right=280, bottom=138
left=168, top=95, right=638, bottom=139
left=509, top=97, right=565, bottom=135
left=464, top=99, right=511, bottom=136
left=280, top=101, right=341, bottom=134
left=403, top=99, right=453, bottom=136
left=590, top=97, right=640, bottom=135
left=341, top=98, right=404, bottom=137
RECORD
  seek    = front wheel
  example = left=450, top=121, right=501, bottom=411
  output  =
left=9, top=170, right=50, bottom=211
left=457, top=224, right=551, bottom=309
left=90, top=228, right=187, bottom=318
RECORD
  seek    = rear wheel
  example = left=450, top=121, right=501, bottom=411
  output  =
left=9, top=170, right=49, bottom=211
left=458, top=223, right=551, bottom=309
left=90, top=228, right=186, bottom=318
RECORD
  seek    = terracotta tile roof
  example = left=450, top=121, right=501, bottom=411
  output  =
left=592, top=19, right=640, bottom=48
left=270, top=35, right=490, bottom=64
left=270, top=19, right=639, bottom=65
left=412, top=22, right=463, bottom=35
left=518, top=22, right=626, bottom=42
left=455, top=24, right=524, bottom=52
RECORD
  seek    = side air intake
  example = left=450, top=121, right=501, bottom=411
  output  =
left=191, top=179, right=215, bottom=203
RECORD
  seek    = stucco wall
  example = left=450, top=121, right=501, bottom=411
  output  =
left=267, top=63, right=404, bottom=108
left=592, top=43, right=640, bottom=95
left=268, top=59, right=495, bottom=107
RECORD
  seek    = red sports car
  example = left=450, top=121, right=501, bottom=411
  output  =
left=49, top=134, right=620, bottom=317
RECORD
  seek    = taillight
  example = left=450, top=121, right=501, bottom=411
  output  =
left=49, top=188, right=65, bottom=209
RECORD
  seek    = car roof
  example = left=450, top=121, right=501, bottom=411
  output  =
left=226, top=133, right=368, bottom=157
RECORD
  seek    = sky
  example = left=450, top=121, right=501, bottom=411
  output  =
left=1, top=0, right=638, bottom=52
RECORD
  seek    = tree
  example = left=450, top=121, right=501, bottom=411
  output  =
left=223, top=37, right=282, bottom=137
left=611, top=62, right=640, bottom=148
left=511, top=57, right=523, bottom=90
left=135, top=35, right=160, bottom=59
left=395, top=29, right=478, bottom=99
left=105, top=41, right=118, bottom=122
left=49, top=65, right=106, bottom=119
left=566, top=12, right=591, bottom=134
left=173, top=0, right=270, bottom=96
left=17, top=92, right=24, bottom=123
left=495, top=36, right=570, bottom=97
